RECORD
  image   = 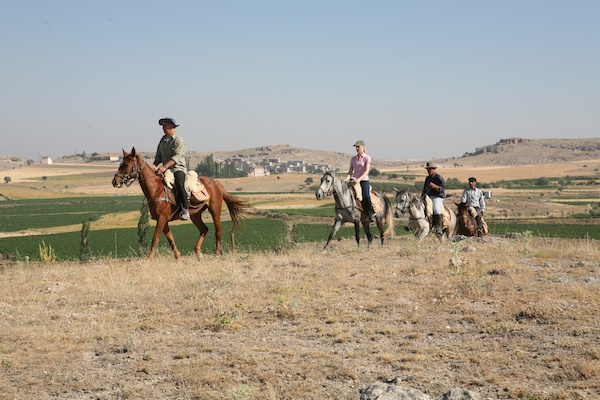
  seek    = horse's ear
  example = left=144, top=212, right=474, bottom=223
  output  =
left=393, top=187, right=399, bottom=193
left=122, top=148, right=128, bottom=156
left=131, top=147, right=136, bottom=156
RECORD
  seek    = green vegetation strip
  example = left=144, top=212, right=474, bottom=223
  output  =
left=0, top=196, right=144, bottom=232
left=0, top=218, right=287, bottom=261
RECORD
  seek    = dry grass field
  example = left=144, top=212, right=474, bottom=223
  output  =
left=1, top=143, right=599, bottom=399
left=1, top=237, right=599, bottom=399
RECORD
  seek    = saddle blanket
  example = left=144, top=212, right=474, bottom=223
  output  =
left=163, top=170, right=209, bottom=203
left=423, top=196, right=451, bottom=226
left=348, top=181, right=381, bottom=213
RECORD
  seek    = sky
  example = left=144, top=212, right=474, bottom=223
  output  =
left=1, top=1, right=598, bottom=162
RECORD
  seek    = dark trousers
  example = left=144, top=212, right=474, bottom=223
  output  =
left=174, top=170, right=188, bottom=209
left=360, top=180, right=373, bottom=215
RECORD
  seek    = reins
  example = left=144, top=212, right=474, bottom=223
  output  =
left=115, top=156, right=176, bottom=205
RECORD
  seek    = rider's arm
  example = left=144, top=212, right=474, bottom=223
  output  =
left=344, top=163, right=354, bottom=182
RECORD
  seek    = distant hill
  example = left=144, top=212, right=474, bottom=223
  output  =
left=5, top=138, right=600, bottom=172
left=185, top=139, right=600, bottom=170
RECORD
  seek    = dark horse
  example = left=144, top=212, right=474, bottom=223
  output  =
left=455, top=202, right=485, bottom=237
left=315, top=171, right=394, bottom=251
left=112, top=148, right=251, bottom=259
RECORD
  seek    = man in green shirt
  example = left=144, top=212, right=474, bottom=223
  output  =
left=152, top=117, right=189, bottom=220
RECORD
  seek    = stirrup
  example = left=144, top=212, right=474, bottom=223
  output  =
left=180, top=208, right=190, bottom=220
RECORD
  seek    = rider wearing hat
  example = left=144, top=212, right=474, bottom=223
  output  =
left=461, top=177, right=486, bottom=236
left=344, top=140, right=376, bottom=222
left=422, top=161, right=446, bottom=234
left=152, top=117, right=189, bottom=220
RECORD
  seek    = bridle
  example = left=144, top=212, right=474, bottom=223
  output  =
left=395, top=192, right=410, bottom=215
left=114, top=156, right=147, bottom=187
left=320, top=172, right=356, bottom=211
left=396, top=191, right=424, bottom=221
left=319, top=172, right=335, bottom=197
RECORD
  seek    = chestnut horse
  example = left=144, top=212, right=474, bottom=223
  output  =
left=112, top=147, right=251, bottom=259
left=455, top=202, right=485, bottom=237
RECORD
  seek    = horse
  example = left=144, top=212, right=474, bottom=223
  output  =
left=112, top=147, right=251, bottom=259
left=393, top=187, right=456, bottom=242
left=315, top=171, right=394, bottom=251
left=455, top=202, right=486, bottom=237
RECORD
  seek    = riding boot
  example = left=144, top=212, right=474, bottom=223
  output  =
left=433, top=214, right=443, bottom=234
left=476, top=216, right=483, bottom=236
left=367, top=203, right=376, bottom=222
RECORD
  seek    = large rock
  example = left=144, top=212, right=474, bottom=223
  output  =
left=360, top=383, right=431, bottom=400
left=360, top=384, right=482, bottom=400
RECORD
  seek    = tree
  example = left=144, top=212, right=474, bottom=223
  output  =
left=3, top=176, right=11, bottom=184
left=80, top=220, right=91, bottom=262
left=370, top=168, right=381, bottom=177
left=304, top=177, right=313, bottom=185
left=195, top=154, right=216, bottom=177
left=535, top=177, right=550, bottom=186
left=137, top=200, right=150, bottom=253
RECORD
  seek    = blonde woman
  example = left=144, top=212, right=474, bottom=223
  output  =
left=344, top=140, right=375, bottom=222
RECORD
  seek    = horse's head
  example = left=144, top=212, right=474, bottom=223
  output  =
left=393, top=187, right=411, bottom=218
left=456, top=202, right=474, bottom=229
left=112, top=147, right=145, bottom=188
left=315, top=171, right=335, bottom=200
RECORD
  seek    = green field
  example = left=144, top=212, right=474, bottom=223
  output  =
left=1, top=197, right=598, bottom=261
left=0, top=196, right=145, bottom=232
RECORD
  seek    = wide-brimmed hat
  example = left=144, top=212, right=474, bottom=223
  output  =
left=425, top=161, right=438, bottom=169
left=158, top=118, right=179, bottom=127
left=354, top=140, right=366, bottom=147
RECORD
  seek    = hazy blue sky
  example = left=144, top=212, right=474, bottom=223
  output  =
left=2, top=1, right=598, bottom=161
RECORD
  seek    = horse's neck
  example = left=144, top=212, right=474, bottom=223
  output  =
left=409, top=196, right=426, bottom=218
left=333, top=179, right=355, bottom=208
left=137, top=162, right=165, bottom=198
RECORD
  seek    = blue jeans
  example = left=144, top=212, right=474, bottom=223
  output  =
left=360, top=180, right=373, bottom=214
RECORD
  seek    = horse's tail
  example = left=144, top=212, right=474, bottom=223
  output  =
left=216, top=181, right=252, bottom=231
left=382, top=194, right=394, bottom=238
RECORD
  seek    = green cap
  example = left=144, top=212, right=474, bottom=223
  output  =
left=354, top=140, right=365, bottom=147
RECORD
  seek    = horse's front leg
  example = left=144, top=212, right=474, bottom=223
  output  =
left=148, top=218, right=172, bottom=258
left=324, top=218, right=343, bottom=251
left=162, top=222, right=181, bottom=259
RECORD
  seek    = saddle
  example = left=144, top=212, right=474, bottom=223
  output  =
left=163, top=170, right=209, bottom=204
left=348, top=181, right=381, bottom=214
left=423, top=196, right=451, bottom=226
left=467, top=206, right=488, bottom=234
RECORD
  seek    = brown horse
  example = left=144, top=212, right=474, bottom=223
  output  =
left=455, top=202, right=485, bottom=237
left=112, top=147, right=251, bottom=259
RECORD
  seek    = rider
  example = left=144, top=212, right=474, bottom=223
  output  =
left=461, top=177, right=486, bottom=236
left=152, top=117, right=189, bottom=220
left=422, top=161, right=446, bottom=234
left=344, top=140, right=376, bottom=222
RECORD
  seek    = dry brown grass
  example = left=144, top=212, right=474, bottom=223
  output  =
left=1, top=236, right=599, bottom=399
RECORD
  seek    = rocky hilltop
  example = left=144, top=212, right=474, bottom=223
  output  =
left=460, top=138, right=600, bottom=165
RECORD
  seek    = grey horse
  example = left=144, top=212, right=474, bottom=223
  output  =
left=316, top=171, right=394, bottom=251
left=394, top=187, right=456, bottom=242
